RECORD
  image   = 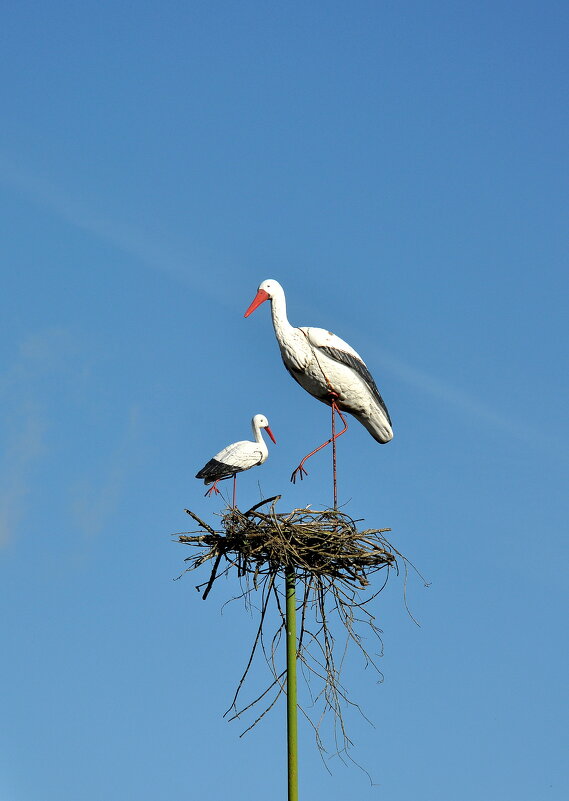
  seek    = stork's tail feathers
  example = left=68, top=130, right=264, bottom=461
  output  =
left=353, top=412, right=394, bottom=444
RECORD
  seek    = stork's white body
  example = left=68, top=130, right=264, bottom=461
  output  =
left=246, top=280, right=393, bottom=444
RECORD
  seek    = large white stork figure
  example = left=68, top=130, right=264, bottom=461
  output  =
left=195, top=413, right=276, bottom=506
left=244, top=279, right=392, bottom=494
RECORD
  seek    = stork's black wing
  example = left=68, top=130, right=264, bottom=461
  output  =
left=318, top=346, right=392, bottom=425
left=195, top=458, right=236, bottom=484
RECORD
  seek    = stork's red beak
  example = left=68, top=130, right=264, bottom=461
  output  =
left=244, top=288, right=270, bottom=318
left=265, top=426, right=276, bottom=444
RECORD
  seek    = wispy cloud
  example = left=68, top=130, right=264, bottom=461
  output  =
left=0, top=328, right=78, bottom=547
left=0, top=406, right=45, bottom=547
left=378, top=346, right=513, bottom=426
left=370, top=343, right=561, bottom=451
left=301, top=296, right=544, bottom=448
left=69, top=405, right=142, bottom=537
left=0, top=326, right=144, bottom=545
left=0, top=151, right=233, bottom=307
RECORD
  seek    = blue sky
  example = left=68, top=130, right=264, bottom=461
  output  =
left=1, top=1, right=568, bottom=799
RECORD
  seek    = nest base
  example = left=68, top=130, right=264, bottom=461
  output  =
left=178, top=495, right=396, bottom=598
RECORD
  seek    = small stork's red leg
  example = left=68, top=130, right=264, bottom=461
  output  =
left=204, top=480, right=222, bottom=497
left=290, top=396, right=348, bottom=484
left=232, top=474, right=237, bottom=509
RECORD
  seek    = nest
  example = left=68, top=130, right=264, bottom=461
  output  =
left=179, top=495, right=396, bottom=596
left=176, top=495, right=415, bottom=767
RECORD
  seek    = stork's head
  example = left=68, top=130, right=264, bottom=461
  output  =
left=244, top=279, right=283, bottom=317
left=252, top=413, right=277, bottom=444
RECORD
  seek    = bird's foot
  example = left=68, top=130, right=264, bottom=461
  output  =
left=290, top=463, right=309, bottom=483
left=205, top=481, right=221, bottom=497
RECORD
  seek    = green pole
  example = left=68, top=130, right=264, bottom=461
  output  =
left=285, top=566, right=299, bottom=801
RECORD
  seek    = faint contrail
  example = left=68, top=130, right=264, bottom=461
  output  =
left=381, top=347, right=511, bottom=423
left=0, top=151, right=231, bottom=307
left=304, top=302, right=556, bottom=450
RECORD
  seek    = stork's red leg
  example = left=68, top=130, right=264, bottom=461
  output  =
left=232, top=475, right=237, bottom=509
left=290, top=398, right=348, bottom=484
left=204, top=480, right=222, bottom=497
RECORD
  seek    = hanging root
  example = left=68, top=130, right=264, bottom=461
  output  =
left=175, top=496, right=419, bottom=764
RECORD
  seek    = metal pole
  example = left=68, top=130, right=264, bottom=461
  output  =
left=285, top=566, right=299, bottom=801
left=331, top=402, right=337, bottom=510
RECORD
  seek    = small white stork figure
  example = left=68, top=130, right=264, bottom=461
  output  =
left=195, top=413, right=276, bottom=506
left=244, top=279, right=392, bottom=496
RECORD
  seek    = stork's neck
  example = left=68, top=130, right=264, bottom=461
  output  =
left=269, top=287, right=295, bottom=345
left=251, top=420, right=269, bottom=455
left=251, top=419, right=264, bottom=445
left=268, top=285, right=313, bottom=370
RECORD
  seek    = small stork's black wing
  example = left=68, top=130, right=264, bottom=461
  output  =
left=195, top=458, right=236, bottom=485
left=318, top=346, right=392, bottom=425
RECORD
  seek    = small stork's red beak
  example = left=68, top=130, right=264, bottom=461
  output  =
left=265, top=426, right=276, bottom=444
left=244, top=288, right=270, bottom=318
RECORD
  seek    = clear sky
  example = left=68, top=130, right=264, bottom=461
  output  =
left=1, top=2, right=568, bottom=799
